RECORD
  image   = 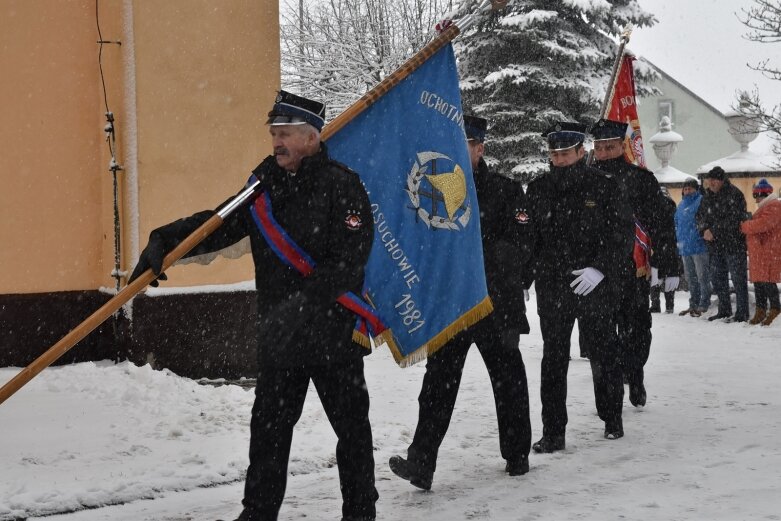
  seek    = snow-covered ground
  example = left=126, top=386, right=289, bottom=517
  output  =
left=2, top=291, right=781, bottom=521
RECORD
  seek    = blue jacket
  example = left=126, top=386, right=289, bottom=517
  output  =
left=675, top=192, right=707, bottom=256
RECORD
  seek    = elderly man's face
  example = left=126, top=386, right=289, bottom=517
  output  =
left=270, top=124, right=319, bottom=172
left=549, top=146, right=584, bottom=167
left=707, top=178, right=724, bottom=193
left=593, top=138, right=624, bottom=161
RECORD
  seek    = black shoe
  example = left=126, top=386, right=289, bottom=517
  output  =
left=389, top=455, right=433, bottom=490
left=233, top=509, right=273, bottom=521
left=342, top=517, right=376, bottom=521
left=505, top=455, right=530, bottom=476
left=724, top=315, right=747, bottom=323
left=604, top=419, right=624, bottom=440
left=532, top=435, right=565, bottom=453
left=629, top=381, right=646, bottom=407
left=649, top=305, right=661, bottom=313
left=707, top=312, right=732, bottom=321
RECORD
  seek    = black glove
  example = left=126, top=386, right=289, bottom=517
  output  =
left=128, top=232, right=168, bottom=287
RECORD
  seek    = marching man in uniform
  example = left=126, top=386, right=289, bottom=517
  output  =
left=389, top=115, right=533, bottom=489
left=590, top=118, right=680, bottom=407
left=130, top=91, right=378, bottom=521
left=525, top=122, right=633, bottom=452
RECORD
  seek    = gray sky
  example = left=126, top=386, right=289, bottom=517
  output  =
left=628, top=0, right=778, bottom=153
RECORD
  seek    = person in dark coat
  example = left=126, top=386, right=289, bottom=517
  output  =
left=525, top=122, right=633, bottom=452
left=590, top=119, right=680, bottom=408
left=129, top=91, right=378, bottom=521
left=696, top=166, right=749, bottom=323
left=388, top=115, right=533, bottom=490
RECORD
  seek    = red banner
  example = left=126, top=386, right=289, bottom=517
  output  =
left=607, top=54, right=646, bottom=168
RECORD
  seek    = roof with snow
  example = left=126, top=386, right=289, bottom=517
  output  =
left=653, top=165, right=698, bottom=184
left=697, top=149, right=780, bottom=174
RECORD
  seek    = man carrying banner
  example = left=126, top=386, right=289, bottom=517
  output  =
left=526, top=122, right=633, bottom=452
left=129, top=91, right=378, bottom=521
left=388, top=115, right=533, bottom=490
left=591, top=119, right=680, bottom=408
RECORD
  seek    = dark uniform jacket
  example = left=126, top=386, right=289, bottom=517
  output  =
left=473, top=158, right=532, bottom=333
left=147, top=144, right=374, bottom=368
left=525, top=159, right=633, bottom=288
left=594, top=157, right=679, bottom=278
left=696, top=180, right=748, bottom=254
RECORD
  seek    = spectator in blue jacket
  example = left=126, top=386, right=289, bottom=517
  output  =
left=675, top=178, right=711, bottom=316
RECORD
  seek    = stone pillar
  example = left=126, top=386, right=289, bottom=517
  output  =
left=649, top=116, right=683, bottom=169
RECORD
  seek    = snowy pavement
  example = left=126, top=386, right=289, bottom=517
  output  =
left=2, top=291, right=781, bottom=520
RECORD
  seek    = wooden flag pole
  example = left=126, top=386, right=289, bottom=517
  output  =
left=586, top=24, right=633, bottom=166
left=0, top=181, right=260, bottom=406
left=0, top=0, right=508, bottom=406
left=599, top=25, right=633, bottom=120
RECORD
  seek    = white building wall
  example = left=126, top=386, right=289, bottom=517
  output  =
left=637, top=64, right=736, bottom=176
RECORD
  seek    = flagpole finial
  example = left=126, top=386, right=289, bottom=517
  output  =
left=620, top=24, right=633, bottom=43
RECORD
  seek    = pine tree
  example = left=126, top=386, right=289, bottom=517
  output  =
left=455, top=0, right=655, bottom=182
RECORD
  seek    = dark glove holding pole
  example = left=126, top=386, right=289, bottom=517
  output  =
left=128, top=232, right=168, bottom=287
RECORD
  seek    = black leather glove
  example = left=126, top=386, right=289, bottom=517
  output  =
left=128, top=232, right=168, bottom=287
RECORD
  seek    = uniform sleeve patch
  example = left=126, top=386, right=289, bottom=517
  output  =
left=344, top=210, right=364, bottom=230
left=515, top=209, right=530, bottom=224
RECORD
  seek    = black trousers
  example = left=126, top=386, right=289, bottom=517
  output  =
left=537, top=276, right=623, bottom=437
left=617, top=274, right=652, bottom=381
left=649, top=285, right=675, bottom=310
left=242, top=359, right=378, bottom=521
left=407, top=316, right=532, bottom=473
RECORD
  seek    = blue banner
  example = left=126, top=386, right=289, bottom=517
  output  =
left=327, top=44, right=491, bottom=366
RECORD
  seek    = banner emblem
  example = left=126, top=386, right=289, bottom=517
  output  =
left=406, top=151, right=471, bottom=231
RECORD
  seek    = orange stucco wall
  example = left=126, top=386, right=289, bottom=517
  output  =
left=0, top=0, right=279, bottom=294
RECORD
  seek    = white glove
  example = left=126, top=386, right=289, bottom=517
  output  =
left=523, top=289, right=530, bottom=302
left=570, top=267, right=605, bottom=296
left=664, top=276, right=680, bottom=292
left=650, top=267, right=661, bottom=287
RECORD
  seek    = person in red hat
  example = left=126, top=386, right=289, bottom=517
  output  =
left=741, top=178, right=781, bottom=326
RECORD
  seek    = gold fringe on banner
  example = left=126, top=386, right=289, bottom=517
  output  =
left=382, top=296, right=494, bottom=367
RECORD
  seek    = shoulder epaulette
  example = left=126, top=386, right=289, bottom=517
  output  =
left=328, top=158, right=359, bottom=177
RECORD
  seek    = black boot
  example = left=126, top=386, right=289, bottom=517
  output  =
left=505, top=455, right=530, bottom=476
left=532, top=435, right=565, bottom=453
left=629, top=381, right=646, bottom=407
left=604, top=418, right=624, bottom=440
left=628, top=369, right=646, bottom=407
left=389, top=455, right=433, bottom=490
